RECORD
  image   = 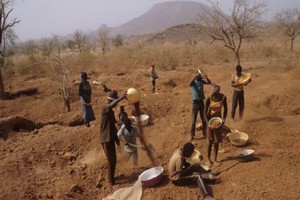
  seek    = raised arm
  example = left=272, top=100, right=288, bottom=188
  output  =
left=107, top=95, right=126, bottom=110
left=189, top=75, right=198, bottom=86
left=203, top=77, right=212, bottom=85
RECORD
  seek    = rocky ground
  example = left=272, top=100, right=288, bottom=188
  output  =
left=0, top=61, right=299, bottom=200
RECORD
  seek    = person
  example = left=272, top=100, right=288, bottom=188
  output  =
left=100, top=90, right=126, bottom=186
left=168, top=142, right=208, bottom=186
left=118, top=105, right=128, bottom=125
left=231, top=65, right=252, bottom=121
left=205, top=84, right=230, bottom=166
left=117, top=118, right=144, bottom=166
left=189, top=71, right=211, bottom=141
left=150, top=64, right=159, bottom=94
left=79, top=71, right=95, bottom=127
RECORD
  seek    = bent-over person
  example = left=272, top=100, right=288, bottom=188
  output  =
left=117, top=118, right=143, bottom=167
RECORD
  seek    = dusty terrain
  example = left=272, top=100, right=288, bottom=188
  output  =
left=0, top=60, right=300, bottom=200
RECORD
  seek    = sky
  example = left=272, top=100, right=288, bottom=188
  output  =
left=9, top=0, right=300, bottom=42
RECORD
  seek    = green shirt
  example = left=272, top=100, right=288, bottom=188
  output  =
left=190, top=80, right=205, bottom=100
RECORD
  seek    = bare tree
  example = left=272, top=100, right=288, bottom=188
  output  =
left=39, top=38, right=55, bottom=58
left=47, top=36, right=72, bottom=112
left=196, top=0, right=266, bottom=65
left=0, top=0, right=20, bottom=99
left=275, top=8, right=300, bottom=52
left=113, top=34, right=124, bottom=48
left=73, top=30, right=87, bottom=53
left=97, top=29, right=110, bottom=55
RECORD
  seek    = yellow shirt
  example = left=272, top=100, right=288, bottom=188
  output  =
left=231, top=74, right=244, bottom=91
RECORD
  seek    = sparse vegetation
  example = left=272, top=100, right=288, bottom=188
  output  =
left=196, top=0, right=266, bottom=65
left=275, top=8, right=300, bottom=52
left=1, top=1, right=300, bottom=200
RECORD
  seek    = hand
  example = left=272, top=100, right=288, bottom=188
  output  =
left=141, top=145, right=146, bottom=151
left=222, top=118, right=226, bottom=123
left=199, top=155, right=203, bottom=161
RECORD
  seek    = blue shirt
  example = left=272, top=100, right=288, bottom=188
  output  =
left=190, top=79, right=205, bottom=100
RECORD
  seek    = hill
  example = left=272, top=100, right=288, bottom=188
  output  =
left=106, top=1, right=209, bottom=37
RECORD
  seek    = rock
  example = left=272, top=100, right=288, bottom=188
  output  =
left=96, top=181, right=103, bottom=189
left=70, top=184, right=84, bottom=194
left=62, top=152, right=78, bottom=161
left=79, top=163, right=87, bottom=171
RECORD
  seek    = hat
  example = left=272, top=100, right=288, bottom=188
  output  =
left=107, top=90, right=118, bottom=101
left=81, top=71, right=88, bottom=79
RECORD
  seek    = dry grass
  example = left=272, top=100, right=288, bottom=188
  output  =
left=5, top=33, right=300, bottom=83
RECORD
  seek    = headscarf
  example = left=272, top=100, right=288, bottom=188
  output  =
left=81, top=71, right=88, bottom=80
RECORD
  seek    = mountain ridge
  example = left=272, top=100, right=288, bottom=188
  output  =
left=100, top=1, right=209, bottom=37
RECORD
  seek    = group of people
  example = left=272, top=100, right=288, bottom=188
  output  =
left=168, top=64, right=251, bottom=188
left=189, top=64, right=251, bottom=166
left=78, top=63, right=251, bottom=187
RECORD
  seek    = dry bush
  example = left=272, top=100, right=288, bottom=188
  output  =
left=6, top=28, right=300, bottom=82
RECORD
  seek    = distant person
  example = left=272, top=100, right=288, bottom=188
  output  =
left=189, top=71, right=211, bottom=141
left=231, top=65, right=252, bottom=120
left=118, top=105, right=128, bottom=125
left=205, top=84, right=230, bottom=166
left=150, top=64, right=159, bottom=94
left=100, top=90, right=126, bottom=186
left=168, top=142, right=208, bottom=186
left=117, top=118, right=144, bottom=167
left=79, top=71, right=95, bottom=127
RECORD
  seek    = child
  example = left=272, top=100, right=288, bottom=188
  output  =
left=117, top=118, right=143, bottom=166
left=118, top=105, right=128, bottom=125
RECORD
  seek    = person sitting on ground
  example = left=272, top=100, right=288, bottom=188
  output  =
left=168, top=142, right=208, bottom=186
left=117, top=118, right=144, bottom=167
left=205, top=84, right=230, bottom=166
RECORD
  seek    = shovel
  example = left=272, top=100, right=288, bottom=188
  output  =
left=195, top=175, right=214, bottom=200
left=127, top=142, right=156, bottom=154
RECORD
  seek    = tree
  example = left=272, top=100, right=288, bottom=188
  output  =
left=39, top=38, right=55, bottom=58
left=113, top=34, right=124, bottom=48
left=73, top=30, right=87, bottom=53
left=0, top=0, right=20, bottom=99
left=275, top=8, right=300, bottom=52
left=97, top=29, right=110, bottom=55
left=47, top=36, right=72, bottom=112
left=196, top=0, right=266, bottom=65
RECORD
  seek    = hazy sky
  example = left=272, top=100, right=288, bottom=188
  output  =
left=10, top=0, right=300, bottom=42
